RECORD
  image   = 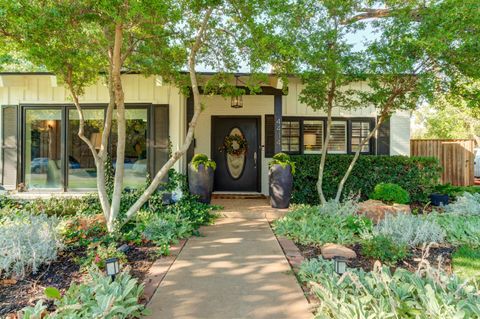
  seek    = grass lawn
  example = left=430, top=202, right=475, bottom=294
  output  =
left=453, top=246, right=480, bottom=281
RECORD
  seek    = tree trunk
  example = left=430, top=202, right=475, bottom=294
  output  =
left=108, top=23, right=126, bottom=232
left=334, top=114, right=387, bottom=202
left=122, top=7, right=214, bottom=225
left=317, top=80, right=336, bottom=205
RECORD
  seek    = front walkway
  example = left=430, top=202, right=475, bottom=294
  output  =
left=147, top=199, right=312, bottom=319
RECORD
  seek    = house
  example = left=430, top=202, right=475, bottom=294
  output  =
left=0, top=72, right=410, bottom=195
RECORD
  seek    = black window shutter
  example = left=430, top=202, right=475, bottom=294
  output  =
left=377, top=118, right=390, bottom=155
left=1, top=105, right=18, bottom=188
left=151, top=105, right=169, bottom=181
left=265, top=114, right=275, bottom=158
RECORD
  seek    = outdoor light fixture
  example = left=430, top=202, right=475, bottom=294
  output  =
left=105, top=257, right=120, bottom=281
left=333, top=256, right=347, bottom=275
left=231, top=76, right=243, bottom=109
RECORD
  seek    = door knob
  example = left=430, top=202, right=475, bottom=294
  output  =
left=253, top=151, right=257, bottom=168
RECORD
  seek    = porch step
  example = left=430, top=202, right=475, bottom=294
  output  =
left=211, top=192, right=266, bottom=200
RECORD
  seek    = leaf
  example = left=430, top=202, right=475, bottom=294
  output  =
left=44, top=287, right=61, bottom=300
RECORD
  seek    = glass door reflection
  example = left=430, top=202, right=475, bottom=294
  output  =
left=24, top=109, right=63, bottom=189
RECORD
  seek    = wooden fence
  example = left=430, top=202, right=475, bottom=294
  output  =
left=411, top=139, right=475, bottom=186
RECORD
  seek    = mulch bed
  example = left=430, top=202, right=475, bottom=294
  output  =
left=0, top=243, right=159, bottom=317
left=296, top=242, right=454, bottom=274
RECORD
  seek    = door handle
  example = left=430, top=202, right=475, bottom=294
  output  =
left=253, top=151, right=257, bottom=168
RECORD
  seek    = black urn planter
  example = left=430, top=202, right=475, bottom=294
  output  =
left=430, top=193, right=449, bottom=206
left=269, top=164, right=293, bottom=209
left=188, top=164, right=214, bottom=204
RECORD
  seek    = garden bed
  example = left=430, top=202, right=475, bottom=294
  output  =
left=296, top=243, right=454, bottom=274
left=0, top=242, right=158, bottom=317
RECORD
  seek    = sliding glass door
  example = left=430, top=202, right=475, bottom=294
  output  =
left=24, top=108, right=63, bottom=189
left=67, top=108, right=105, bottom=189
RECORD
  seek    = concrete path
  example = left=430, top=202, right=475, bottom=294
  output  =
left=147, top=199, right=312, bottom=319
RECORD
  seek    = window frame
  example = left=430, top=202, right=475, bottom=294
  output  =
left=280, top=116, right=376, bottom=156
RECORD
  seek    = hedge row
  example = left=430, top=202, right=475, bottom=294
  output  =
left=291, top=155, right=442, bottom=204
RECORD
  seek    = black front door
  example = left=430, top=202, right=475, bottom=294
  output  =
left=212, top=116, right=260, bottom=192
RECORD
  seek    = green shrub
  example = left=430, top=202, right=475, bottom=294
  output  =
left=269, top=152, right=296, bottom=174
left=0, top=213, right=63, bottom=278
left=434, top=183, right=480, bottom=199
left=446, top=192, right=480, bottom=215
left=428, top=213, right=480, bottom=247
left=81, top=243, right=127, bottom=269
left=20, top=268, right=147, bottom=318
left=273, top=200, right=372, bottom=246
left=190, top=153, right=216, bottom=171
left=298, top=257, right=480, bottom=318
left=291, top=155, right=441, bottom=204
left=370, top=183, right=410, bottom=204
left=362, top=235, right=408, bottom=264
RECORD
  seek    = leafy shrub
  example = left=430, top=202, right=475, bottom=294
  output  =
left=434, top=183, right=480, bottom=200
left=62, top=217, right=111, bottom=249
left=298, top=257, right=480, bottom=318
left=291, top=155, right=441, bottom=204
left=445, top=192, right=480, bottom=215
left=190, top=153, right=216, bottom=171
left=269, top=152, right=296, bottom=174
left=370, top=183, right=410, bottom=204
left=362, top=235, right=408, bottom=264
left=0, top=213, right=62, bottom=278
left=143, top=214, right=193, bottom=255
left=273, top=200, right=372, bottom=246
left=428, top=213, right=480, bottom=247
left=81, top=243, right=127, bottom=269
left=374, top=214, right=445, bottom=247
left=20, top=268, right=147, bottom=318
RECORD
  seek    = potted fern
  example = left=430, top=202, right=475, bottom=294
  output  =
left=269, top=152, right=295, bottom=208
left=188, top=154, right=216, bottom=204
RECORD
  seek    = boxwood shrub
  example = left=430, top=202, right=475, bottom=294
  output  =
left=291, top=155, right=441, bottom=204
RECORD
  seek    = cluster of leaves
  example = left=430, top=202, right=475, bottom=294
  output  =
left=298, top=257, right=480, bottom=318
left=273, top=199, right=372, bottom=246
left=0, top=213, right=63, bottom=278
left=428, top=213, right=480, bottom=248
left=434, top=184, right=480, bottom=200
left=190, top=154, right=216, bottom=171
left=81, top=243, right=127, bottom=270
left=445, top=192, right=480, bottom=215
left=361, top=235, right=409, bottom=264
left=370, top=183, right=410, bottom=204
left=374, top=214, right=445, bottom=248
left=20, top=268, right=147, bottom=319
left=290, top=155, right=442, bottom=204
left=269, top=152, right=296, bottom=175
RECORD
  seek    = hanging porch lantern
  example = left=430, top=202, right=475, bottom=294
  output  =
left=231, top=76, right=243, bottom=109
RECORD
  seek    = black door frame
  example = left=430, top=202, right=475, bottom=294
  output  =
left=211, top=115, right=262, bottom=193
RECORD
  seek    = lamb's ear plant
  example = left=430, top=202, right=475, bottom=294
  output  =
left=269, top=152, right=296, bottom=174
left=190, top=154, right=216, bottom=171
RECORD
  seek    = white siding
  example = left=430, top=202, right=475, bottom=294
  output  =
left=390, top=110, right=411, bottom=156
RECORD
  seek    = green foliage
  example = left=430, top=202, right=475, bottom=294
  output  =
left=362, top=235, right=409, bottom=264
left=291, top=155, right=441, bottom=204
left=374, top=214, right=445, bottom=248
left=81, top=243, right=127, bottom=270
left=298, top=257, right=480, bottom=318
left=434, top=184, right=480, bottom=200
left=269, top=152, right=296, bottom=175
left=190, top=154, right=216, bottom=171
left=370, top=183, right=410, bottom=204
left=62, top=218, right=111, bottom=249
left=0, top=213, right=62, bottom=278
left=20, top=268, right=147, bottom=319
left=453, top=246, right=480, bottom=282
left=273, top=200, right=372, bottom=246
left=428, top=213, right=480, bottom=248
left=44, top=287, right=61, bottom=300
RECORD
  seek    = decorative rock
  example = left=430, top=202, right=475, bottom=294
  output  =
left=357, top=199, right=411, bottom=223
left=321, top=243, right=357, bottom=260
left=117, top=244, right=130, bottom=253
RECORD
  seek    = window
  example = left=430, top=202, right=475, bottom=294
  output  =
left=303, top=120, right=323, bottom=154
left=281, top=120, right=300, bottom=153
left=351, top=121, right=371, bottom=153
left=327, top=121, right=347, bottom=154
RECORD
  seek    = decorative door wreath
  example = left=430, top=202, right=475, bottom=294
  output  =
left=223, top=134, right=248, bottom=156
